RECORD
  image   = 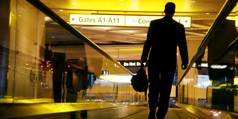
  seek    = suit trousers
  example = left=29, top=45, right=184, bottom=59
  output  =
left=148, top=65, right=175, bottom=119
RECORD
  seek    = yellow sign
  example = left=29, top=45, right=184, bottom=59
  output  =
left=125, top=16, right=191, bottom=27
left=70, top=14, right=191, bottom=27
left=70, top=14, right=125, bottom=26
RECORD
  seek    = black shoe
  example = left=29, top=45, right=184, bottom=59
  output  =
left=148, top=112, right=156, bottom=119
left=156, top=111, right=165, bottom=119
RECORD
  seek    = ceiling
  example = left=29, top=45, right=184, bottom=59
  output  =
left=40, top=0, right=236, bottom=61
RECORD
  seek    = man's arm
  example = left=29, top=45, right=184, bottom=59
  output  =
left=178, top=25, right=188, bottom=69
left=141, top=22, right=153, bottom=63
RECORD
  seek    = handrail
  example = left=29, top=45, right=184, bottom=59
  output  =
left=178, top=0, right=238, bottom=85
left=26, top=0, right=133, bottom=75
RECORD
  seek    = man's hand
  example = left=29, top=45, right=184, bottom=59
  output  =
left=140, top=61, right=145, bottom=67
left=181, top=64, right=187, bottom=70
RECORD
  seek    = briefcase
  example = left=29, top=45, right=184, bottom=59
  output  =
left=131, top=66, right=148, bottom=92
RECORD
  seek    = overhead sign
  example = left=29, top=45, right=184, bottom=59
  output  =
left=125, top=16, right=191, bottom=27
left=70, top=14, right=191, bottom=27
left=121, top=61, right=142, bottom=67
left=70, top=14, right=125, bottom=26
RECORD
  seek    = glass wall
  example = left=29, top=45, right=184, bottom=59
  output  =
left=0, top=0, right=143, bottom=103
left=178, top=0, right=238, bottom=112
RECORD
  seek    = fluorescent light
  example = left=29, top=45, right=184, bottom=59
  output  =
left=201, top=63, right=208, bottom=67
left=99, top=75, right=132, bottom=83
left=44, top=17, right=51, bottom=21
left=234, top=77, right=238, bottom=85
left=210, top=64, right=227, bottom=69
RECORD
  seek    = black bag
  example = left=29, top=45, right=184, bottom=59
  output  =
left=131, top=66, right=148, bottom=92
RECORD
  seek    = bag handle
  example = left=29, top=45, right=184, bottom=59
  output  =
left=140, top=62, right=145, bottom=68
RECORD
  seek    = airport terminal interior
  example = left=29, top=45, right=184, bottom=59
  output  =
left=0, top=0, right=238, bottom=118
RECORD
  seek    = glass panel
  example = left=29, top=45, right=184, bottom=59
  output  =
left=3, top=0, right=49, bottom=103
left=0, top=0, right=138, bottom=103
left=38, top=1, right=143, bottom=103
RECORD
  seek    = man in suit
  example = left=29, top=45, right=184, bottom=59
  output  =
left=141, top=2, right=188, bottom=119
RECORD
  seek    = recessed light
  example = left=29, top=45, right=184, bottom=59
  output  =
left=44, top=16, right=51, bottom=21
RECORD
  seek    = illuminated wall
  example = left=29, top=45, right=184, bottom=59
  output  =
left=8, top=0, right=51, bottom=99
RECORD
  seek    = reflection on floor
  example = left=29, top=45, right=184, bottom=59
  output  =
left=86, top=106, right=198, bottom=119
left=2, top=102, right=238, bottom=119
left=0, top=97, right=54, bottom=103
left=86, top=104, right=238, bottom=119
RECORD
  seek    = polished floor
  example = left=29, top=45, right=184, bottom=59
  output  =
left=2, top=102, right=238, bottom=119
left=69, top=104, right=237, bottom=119
left=21, top=106, right=199, bottom=119
left=86, top=106, right=198, bottom=119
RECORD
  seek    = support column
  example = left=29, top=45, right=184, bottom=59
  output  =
left=0, top=0, right=10, bottom=97
left=52, top=53, right=65, bottom=102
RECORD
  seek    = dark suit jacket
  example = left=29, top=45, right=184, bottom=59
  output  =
left=141, top=16, right=188, bottom=69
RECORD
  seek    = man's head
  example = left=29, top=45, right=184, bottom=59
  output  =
left=164, top=2, right=175, bottom=16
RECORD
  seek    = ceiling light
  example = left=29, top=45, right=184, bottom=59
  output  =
left=44, top=16, right=51, bottom=21
left=99, top=74, right=132, bottom=83
left=210, top=64, right=227, bottom=69
left=109, top=30, right=140, bottom=34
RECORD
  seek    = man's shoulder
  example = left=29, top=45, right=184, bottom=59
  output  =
left=172, top=20, right=184, bottom=28
left=151, top=18, right=183, bottom=26
left=151, top=19, right=163, bottom=23
left=150, top=19, right=163, bottom=25
left=150, top=18, right=185, bottom=29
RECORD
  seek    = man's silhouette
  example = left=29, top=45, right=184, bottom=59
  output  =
left=141, top=2, right=188, bottom=119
